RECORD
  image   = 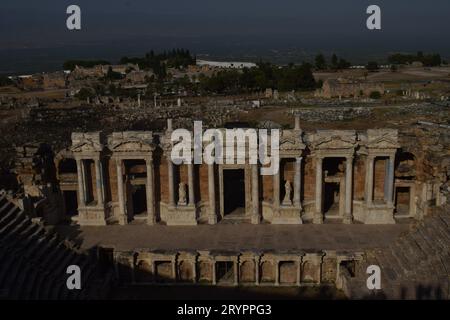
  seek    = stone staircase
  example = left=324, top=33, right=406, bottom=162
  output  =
left=0, top=192, right=113, bottom=299
left=341, top=205, right=450, bottom=299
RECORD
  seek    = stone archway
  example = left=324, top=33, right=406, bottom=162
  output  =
left=178, top=261, right=194, bottom=282
left=239, top=261, right=255, bottom=283
left=260, top=261, right=275, bottom=283
left=279, top=261, right=296, bottom=284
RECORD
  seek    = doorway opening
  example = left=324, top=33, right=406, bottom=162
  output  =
left=131, top=184, right=147, bottom=217
left=216, top=261, right=234, bottom=283
left=395, top=186, right=411, bottom=216
left=63, top=190, right=78, bottom=216
left=223, top=169, right=245, bottom=216
left=324, top=182, right=340, bottom=216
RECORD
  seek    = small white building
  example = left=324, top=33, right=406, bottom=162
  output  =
left=196, top=59, right=257, bottom=69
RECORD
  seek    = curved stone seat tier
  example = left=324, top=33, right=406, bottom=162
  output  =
left=342, top=205, right=450, bottom=299
left=0, top=195, right=113, bottom=299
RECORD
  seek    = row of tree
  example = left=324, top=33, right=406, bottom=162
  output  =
left=388, top=52, right=442, bottom=67
left=0, top=76, right=13, bottom=87
left=119, top=49, right=196, bottom=79
left=197, top=62, right=317, bottom=94
left=315, top=53, right=351, bottom=70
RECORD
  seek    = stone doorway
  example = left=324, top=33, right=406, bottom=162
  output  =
left=223, top=169, right=245, bottom=216
left=324, top=182, right=340, bottom=216
left=131, top=184, right=147, bottom=217
left=63, top=190, right=78, bottom=216
left=323, top=157, right=345, bottom=219
left=395, top=186, right=411, bottom=216
left=216, top=261, right=234, bottom=284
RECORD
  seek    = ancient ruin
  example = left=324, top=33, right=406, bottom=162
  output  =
left=28, top=119, right=425, bottom=227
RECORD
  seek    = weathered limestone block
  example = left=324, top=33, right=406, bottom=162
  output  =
left=321, top=256, right=338, bottom=284
left=239, top=261, right=256, bottom=283
left=198, top=261, right=213, bottom=283
left=301, top=254, right=323, bottom=284
left=260, top=261, right=275, bottom=283
left=161, top=204, right=198, bottom=226
left=115, top=253, right=134, bottom=283
left=155, top=261, right=173, bottom=282
left=279, top=262, right=297, bottom=284
left=135, top=259, right=153, bottom=283
left=178, top=261, right=194, bottom=282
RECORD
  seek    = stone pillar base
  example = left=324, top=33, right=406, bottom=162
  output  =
left=313, top=214, right=324, bottom=224
left=166, top=207, right=198, bottom=226
left=364, top=205, right=395, bottom=224
left=147, top=216, right=156, bottom=225
left=118, top=214, right=127, bottom=225
left=251, top=215, right=261, bottom=224
left=78, top=207, right=107, bottom=226
left=208, top=215, right=218, bottom=225
left=271, top=207, right=303, bottom=224
left=343, top=215, right=353, bottom=224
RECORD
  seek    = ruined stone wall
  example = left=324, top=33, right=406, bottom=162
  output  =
left=108, top=160, right=118, bottom=203
left=303, top=157, right=316, bottom=202
left=374, top=158, right=387, bottom=201
left=262, top=175, right=273, bottom=202
left=159, top=158, right=169, bottom=203
left=354, top=157, right=366, bottom=200
left=198, top=164, right=210, bottom=202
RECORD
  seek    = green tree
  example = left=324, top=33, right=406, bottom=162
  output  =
left=337, top=58, right=351, bottom=69
left=315, top=54, right=326, bottom=70
left=331, top=54, right=338, bottom=69
left=0, top=76, right=13, bottom=87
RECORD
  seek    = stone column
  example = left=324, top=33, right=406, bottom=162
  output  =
left=296, top=258, right=301, bottom=286
left=274, top=260, right=280, bottom=286
left=188, top=163, right=195, bottom=207
left=251, top=164, right=261, bottom=224
left=94, top=158, right=104, bottom=207
left=151, top=260, right=156, bottom=283
left=76, top=159, right=86, bottom=207
left=146, top=159, right=155, bottom=225
left=192, top=260, right=197, bottom=283
left=295, top=116, right=301, bottom=130
left=116, top=159, right=126, bottom=225
left=81, top=159, right=89, bottom=204
left=255, top=257, right=260, bottom=285
left=131, top=259, right=136, bottom=284
left=208, top=164, right=217, bottom=224
left=212, top=261, right=216, bottom=285
left=273, top=167, right=280, bottom=211
left=294, top=157, right=302, bottom=209
left=314, top=157, right=324, bottom=224
left=234, top=260, right=239, bottom=286
left=386, top=155, right=395, bottom=206
left=167, top=157, right=175, bottom=208
left=344, top=156, right=354, bottom=224
left=172, top=258, right=177, bottom=282
left=365, top=156, right=375, bottom=206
